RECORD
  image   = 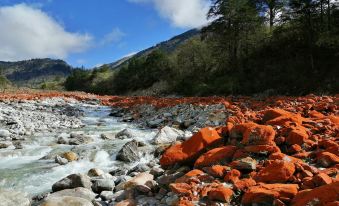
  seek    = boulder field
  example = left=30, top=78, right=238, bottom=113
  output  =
left=158, top=98, right=338, bottom=206
left=0, top=91, right=338, bottom=205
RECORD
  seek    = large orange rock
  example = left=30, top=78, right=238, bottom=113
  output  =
left=160, top=127, right=222, bottom=167
left=244, top=145, right=280, bottom=154
left=242, top=125, right=276, bottom=146
left=194, top=146, right=237, bottom=168
left=234, top=178, right=256, bottom=191
left=229, top=122, right=257, bottom=141
left=207, top=186, right=234, bottom=203
left=286, top=126, right=309, bottom=146
left=175, top=169, right=204, bottom=183
left=291, top=182, right=339, bottom=206
left=170, top=183, right=193, bottom=196
left=242, top=184, right=299, bottom=205
left=202, top=165, right=231, bottom=178
left=254, top=160, right=295, bottom=183
left=263, top=109, right=304, bottom=126
left=317, top=152, right=339, bottom=167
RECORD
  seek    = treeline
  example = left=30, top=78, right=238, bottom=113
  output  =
left=65, top=0, right=339, bottom=96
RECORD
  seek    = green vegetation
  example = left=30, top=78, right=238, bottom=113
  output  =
left=65, top=0, right=339, bottom=96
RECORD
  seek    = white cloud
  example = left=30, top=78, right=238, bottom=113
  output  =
left=100, top=28, right=125, bottom=46
left=128, top=0, right=210, bottom=28
left=0, top=4, right=92, bottom=61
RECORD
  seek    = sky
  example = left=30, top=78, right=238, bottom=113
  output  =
left=0, top=0, right=210, bottom=68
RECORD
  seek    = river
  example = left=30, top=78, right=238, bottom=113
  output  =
left=0, top=103, right=156, bottom=197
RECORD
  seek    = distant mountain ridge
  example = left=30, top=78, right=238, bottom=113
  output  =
left=107, top=29, right=200, bottom=69
left=0, top=58, right=72, bottom=87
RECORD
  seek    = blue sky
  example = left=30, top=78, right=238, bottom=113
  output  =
left=0, top=0, right=210, bottom=68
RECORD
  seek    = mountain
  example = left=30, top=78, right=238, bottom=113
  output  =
left=107, top=28, right=200, bottom=69
left=0, top=58, right=72, bottom=87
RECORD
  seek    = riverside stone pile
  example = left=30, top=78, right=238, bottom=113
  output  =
left=0, top=92, right=338, bottom=206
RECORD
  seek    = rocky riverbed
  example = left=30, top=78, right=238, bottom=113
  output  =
left=0, top=92, right=338, bottom=206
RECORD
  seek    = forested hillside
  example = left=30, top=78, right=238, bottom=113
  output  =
left=65, top=0, right=339, bottom=96
left=0, top=58, right=71, bottom=88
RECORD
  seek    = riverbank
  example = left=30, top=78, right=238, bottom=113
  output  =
left=0, top=91, right=338, bottom=206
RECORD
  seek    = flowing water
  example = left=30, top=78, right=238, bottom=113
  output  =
left=0, top=104, right=156, bottom=197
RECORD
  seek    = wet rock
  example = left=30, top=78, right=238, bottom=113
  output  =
left=47, top=187, right=96, bottom=201
left=116, top=140, right=140, bottom=162
left=100, top=191, right=114, bottom=201
left=0, top=129, right=10, bottom=138
left=0, top=190, right=30, bottom=206
left=55, top=155, right=68, bottom=165
left=92, top=179, right=115, bottom=193
left=62, top=151, right=78, bottom=162
left=13, top=141, right=23, bottom=149
left=52, top=174, right=92, bottom=192
left=152, top=126, right=185, bottom=145
left=41, top=196, right=94, bottom=206
left=100, top=133, right=115, bottom=140
left=57, top=136, right=68, bottom=144
left=88, top=168, right=105, bottom=177
left=157, top=171, right=185, bottom=185
left=160, top=127, right=223, bottom=167
left=147, top=119, right=163, bottom=128
left=116, top=129, right=137, bottom=139
left=69, top=133, right=93, bottom=145
left=115, top=199, right=137, bottom=206
left=0, top=142, right=10, bottom=149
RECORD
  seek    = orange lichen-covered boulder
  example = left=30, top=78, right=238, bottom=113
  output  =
left=175, top=169, right=205, bottom=183
left=286, top=126, right=309, bottom=146
left=291, top=182, right=339, bottom=206
left=263, top=109, right=304, bottom=126
left=244, top=145, right=281, bottom=154
left=262, top=109, right=292, bottom=123
left=194, top=146, right=237, bottom=168
left=254, top=160, right=295, bottom=183
left=242, top=184, right=299, bottom=206
left=242, top=124, right=276, bottom=146
left=317, top=152, right=339, bottom=167
left=170, top=183, right=193, bottom=196
left=229, top=122, right=257, bottom=141
left=202, top=165, right=231, bottom=178
left=224, top=169, right=241, bottom=183
left=269, top=152, right=304, bottom=164
left=234, top=178, right=257, bottom=191
left=207, top=186, right=234, bottom=203
left=160, top=127, right=223, bottom=167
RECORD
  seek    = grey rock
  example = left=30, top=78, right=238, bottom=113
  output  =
left=55, top=155, right=68, bottom=165
left=147, top=119, right=163, bottom=128
left=52, top=174, right=92, bottom=192
left=115, top=129, right=136, bottom=139
left=129, top=163, right=150, bottom=174
left=0, top=190, right=30, bottom=206
left=69, top=133, right=93, bottom=145
left=13, top=141, right=23, bottom=149
left=100, top=133, right=115, bottom=140
left=231, top=157, right=257, bottom=170
left=150, top=167, right=164, bottom=178
left=57, top=136, right=68, bottom=144
left=0, top=129, right=10, bottom=138
left=47, top=187, right=96, bottom=201
left=157, top=172, right=184, bottom=185
left=152, top=126, right=185, bottom=145
left=99, top=191, right=114, bottom=201
left=0, top=142, right=10, bottom=149
left=41, top=196, right=94, bottom=206
left=116, top=140, right=140, bottom=162
left=92, top=179, right=115, bottom=193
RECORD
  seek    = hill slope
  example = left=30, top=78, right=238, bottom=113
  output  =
left=0, top=58, right=72, bottom=87
left=107, top=29, right=200, bottom=69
